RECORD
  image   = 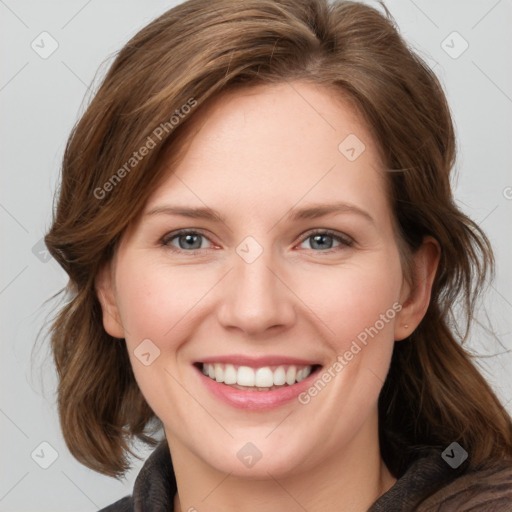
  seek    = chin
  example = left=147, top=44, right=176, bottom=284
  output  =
left=195, top=430, right=319, bottom=479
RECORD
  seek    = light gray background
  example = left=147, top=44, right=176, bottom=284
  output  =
left=1, top=1, right=511, bottom=511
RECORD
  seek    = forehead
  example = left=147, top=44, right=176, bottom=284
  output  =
left=144, top=82, right=389, bottom=224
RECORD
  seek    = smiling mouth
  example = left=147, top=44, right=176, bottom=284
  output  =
left=195, top=362, right=322, bottom=391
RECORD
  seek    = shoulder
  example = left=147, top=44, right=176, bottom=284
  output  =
left=97, top=496, right=133, bottom=512
left=418, top=457, right=512, bottom=511
left=96, top=438, right=176, bottom=512
left=370, top=449, right=512, bottom=512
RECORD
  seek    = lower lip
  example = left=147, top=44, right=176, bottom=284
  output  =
left=196, top=367, right=320, bottom=410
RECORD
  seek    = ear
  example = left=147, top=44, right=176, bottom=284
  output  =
left=95, top=260, right=125, bottom=339
left=394, top=236, right=440, bottom=341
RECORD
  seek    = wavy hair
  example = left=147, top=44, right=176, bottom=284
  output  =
left=43, top=0, right=512, bottom=478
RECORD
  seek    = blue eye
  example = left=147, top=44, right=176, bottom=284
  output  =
left=299, top=230, right=353, bottom=252
left=160, top=229, right=353, bottom=254
left=161, top=230, right=211, bottom=252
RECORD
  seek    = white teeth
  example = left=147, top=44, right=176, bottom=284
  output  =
left=224, top=364, right=237, bottom=385
left=296, top=367, right=312, bottom=382
left=285, top=366, right=296, bottom=385
left=255, top=367, right=274, bottom=387
left=201, top=363, right=314, bottom=388
left=273, top=366, right=286, bottom=386
left=237, top=366, right=255, bottom=386
left=214, top=363, right=224, bottom=383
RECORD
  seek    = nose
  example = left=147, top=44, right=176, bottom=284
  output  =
left=216, top=246, right=296, bottom=337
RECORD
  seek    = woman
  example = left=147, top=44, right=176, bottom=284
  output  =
left=44, top=0, right=512, bottom=510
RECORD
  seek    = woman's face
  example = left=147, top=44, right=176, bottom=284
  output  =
left=99, top=82, right=416, bottom=478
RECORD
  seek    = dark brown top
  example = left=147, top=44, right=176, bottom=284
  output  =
left=98, top=439, right=512, bottom=511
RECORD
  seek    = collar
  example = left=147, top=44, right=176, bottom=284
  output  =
left=132, top=438, right=177, bottom=512
left=130, top=441, right=463, bottom=512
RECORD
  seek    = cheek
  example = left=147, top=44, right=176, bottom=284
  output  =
left=115, top=248, right=403, bottom=349
left=114, top=257, right=209, bottom=344
left=295, top=255, right=403, bottom=353
left=113, top=257, right=204, bottom=406
left=296, top=257, right=402, bottom=425
left=335, top=271, right=399, bottom=344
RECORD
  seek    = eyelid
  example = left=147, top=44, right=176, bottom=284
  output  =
left=160, top=228, right=354, bottom=253
left=299, top=228, right=354, bottom=247
left=160, top=229, right=216, bottom=251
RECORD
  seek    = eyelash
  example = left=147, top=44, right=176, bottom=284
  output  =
left=159, top=229, right=354, bottom=255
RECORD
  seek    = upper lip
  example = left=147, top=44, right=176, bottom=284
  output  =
left=197, top=355, right=322, bottom=368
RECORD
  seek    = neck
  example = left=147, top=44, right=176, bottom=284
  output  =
left=169, top=415, right=396, bottom=512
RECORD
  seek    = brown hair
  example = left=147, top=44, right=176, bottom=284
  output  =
left=43, top=0, right=512, bottom=478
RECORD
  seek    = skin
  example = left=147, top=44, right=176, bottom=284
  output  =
left=96, top=81, right=439, bottom=512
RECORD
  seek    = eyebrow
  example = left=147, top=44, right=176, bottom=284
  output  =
left=146, top=201, right=375, bottom=225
